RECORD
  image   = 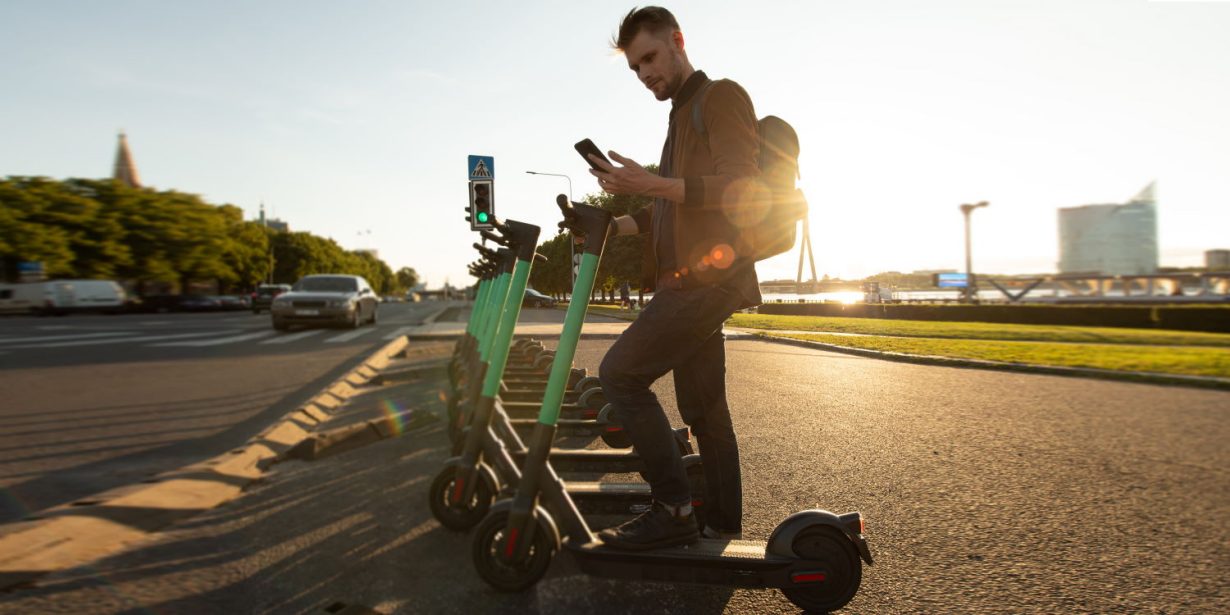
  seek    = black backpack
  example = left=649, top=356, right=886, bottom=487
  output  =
left=692, top=83, right=808, bottom=262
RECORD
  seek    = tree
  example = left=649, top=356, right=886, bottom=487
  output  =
left=1, top=176, right=406, bottom=294
left=531, top=165, right=657, bottom=300
left=395, top=267, right=420, bottom=293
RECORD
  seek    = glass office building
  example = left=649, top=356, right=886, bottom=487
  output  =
left=1058, top=183, right=1159, bottom=275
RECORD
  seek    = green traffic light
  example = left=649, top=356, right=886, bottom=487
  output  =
left=477, top=212, right=489, bottom=223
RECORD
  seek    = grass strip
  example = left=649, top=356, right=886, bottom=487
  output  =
left=728, top=313, right=1230, bottom=347
left=763, top=332, right=1230, bottom=379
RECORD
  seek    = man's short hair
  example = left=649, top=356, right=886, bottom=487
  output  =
left=612, top=6, right=680, bottom=51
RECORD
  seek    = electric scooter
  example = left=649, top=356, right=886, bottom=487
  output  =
left=430, top=218, right=705, bottom=530
left=468, top=197, right=872, bottom=612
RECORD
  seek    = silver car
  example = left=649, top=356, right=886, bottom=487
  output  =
left=270, top=274, right=379, bottom=331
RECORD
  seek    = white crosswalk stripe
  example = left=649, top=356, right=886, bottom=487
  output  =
left=0, top=323, right=412, bottom=350
left=0, top=331, right=135, bottom=345
left=152, top=331, right=278, bottom=347
left=325, top=328, right=377, bottom=343
left=261, top=329, right=324, bottom=344
left=382, top=326, right=413, bottom=340
left=10, top=331, right=229, bottom=349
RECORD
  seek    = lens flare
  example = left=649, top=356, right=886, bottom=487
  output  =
left=380, top=398, right=410, bottom=436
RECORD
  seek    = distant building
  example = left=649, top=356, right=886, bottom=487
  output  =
left=1058, top=182, right=1158, bottom=275
left=356, top=248, right=380, bottom=260
left=112, top=132, right=141, bottom=188
left=257, top=203, right=289, bottom=232
left=1207, top=250, right=1230, bottom=271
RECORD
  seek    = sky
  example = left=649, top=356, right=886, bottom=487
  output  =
left=2, top=0, right=1228, bottom=287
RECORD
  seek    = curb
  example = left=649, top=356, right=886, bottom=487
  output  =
left=0, top=336, right=412, bottom=591
left=283, top=410, right=437, bottom=462
left=751, top=332, right=1230, bottom=391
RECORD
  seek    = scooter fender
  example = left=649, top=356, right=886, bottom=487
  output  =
left=442, top=456, right=501, bottom=500
left=765, top=509, right=874, bottom=566
left=572, top=375, right=602, bottom=393
left=578, top=386, right=607, bottom=411
left=488, top=498, right=561, bottom=552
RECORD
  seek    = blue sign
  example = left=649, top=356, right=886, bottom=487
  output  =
left=935, top=273, right=968, bottom=288
left=17, top=262, right=43, bottom=273
left=468, top=155, right=494, bottom=180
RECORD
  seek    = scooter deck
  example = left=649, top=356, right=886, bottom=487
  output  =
left=565, top=482, right=657, bottom=516
left=566, top=538, right=813, bottom=588
left=509, top=418, right=605, bottom=438
left=515, top=448, right=644, bottom=473
left=501, top=389, right=580, bottom=403
left=500, top=403, right=596, bottom=421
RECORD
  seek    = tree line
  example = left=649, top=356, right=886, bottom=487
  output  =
left=0, top=176, right=418, bottom=295
left=528, top=178, right=651, bottom=301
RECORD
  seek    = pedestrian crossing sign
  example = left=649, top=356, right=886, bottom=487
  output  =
left=468, top=155, right=494, bottom=180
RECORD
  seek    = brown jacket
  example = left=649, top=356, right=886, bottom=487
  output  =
left=631, top=71, right=762, bottom=308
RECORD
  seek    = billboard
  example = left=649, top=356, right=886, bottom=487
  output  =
left=934, top=272, right=968, bottom=288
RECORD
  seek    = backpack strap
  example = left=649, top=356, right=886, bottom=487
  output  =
left=690, top=80, right=715, bottom=141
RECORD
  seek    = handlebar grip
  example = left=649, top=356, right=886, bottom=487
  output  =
left=480, top=229, right=508, bottom=246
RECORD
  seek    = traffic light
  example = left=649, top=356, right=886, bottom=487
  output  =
left=469, top=180, right=494, bottom=230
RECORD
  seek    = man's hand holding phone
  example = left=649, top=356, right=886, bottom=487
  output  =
left=574, top=138, right=661, bottom=198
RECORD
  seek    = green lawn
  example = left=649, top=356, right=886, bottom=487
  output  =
left=760, top=332, right=1230, bottom=379
left=727, top=313, right=1230, bottom=347
left=573, top=305, right=1230, bottom=379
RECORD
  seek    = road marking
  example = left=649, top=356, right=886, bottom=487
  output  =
left=10, top=331, right=232, bottom=349
left=382, top=326, right=414, bottom=340
left=152, top=330, right=279, bottom=347
left=0, top=331, right=136, bottom=345
left=261, top=329, right=324, bottom=344
left=325, top=328, right=377, bottom=343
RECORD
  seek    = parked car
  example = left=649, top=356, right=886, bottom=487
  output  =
left=213, top=295, right=250, bottom=311
left=250, top=284, right=292, bottom=314
left=134, top=294, right=224, bottom=313
left=0, top=280, right=127, bottom=315
left=523, top=288, right=556, bottom=308
left=269, top=274, right=379, bottom=331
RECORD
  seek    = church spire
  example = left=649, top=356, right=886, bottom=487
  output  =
left=112, top=131, right=142, bottom=188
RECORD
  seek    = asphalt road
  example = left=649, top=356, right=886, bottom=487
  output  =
left=2, top=327, right=1226, bottom=613
left=0, top=302, right=447, bottom=524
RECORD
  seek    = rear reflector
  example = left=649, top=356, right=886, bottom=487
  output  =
left=505, top=528, right=519, bottom=558
left=605, top=426, right=622, bottom=432
left=791, top=571, right=827, bottom=584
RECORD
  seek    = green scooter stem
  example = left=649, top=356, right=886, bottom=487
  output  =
left=504, top=199, right=611, bottom=561
left=455, top=222, right=540, bottom=505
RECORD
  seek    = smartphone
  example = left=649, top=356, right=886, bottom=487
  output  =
left=574, top=138, right=612, bottom=172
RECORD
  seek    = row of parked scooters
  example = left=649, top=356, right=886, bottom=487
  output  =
left=426, top=196, right=871, bottom=612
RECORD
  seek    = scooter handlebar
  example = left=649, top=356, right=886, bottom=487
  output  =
left=480, top=229, right=508, bottom=246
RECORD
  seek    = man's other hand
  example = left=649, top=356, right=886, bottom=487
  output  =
left=588, top=151, right=656, bottom=196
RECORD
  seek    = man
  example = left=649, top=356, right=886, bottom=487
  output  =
left=579, top=6, right=762, bottom=550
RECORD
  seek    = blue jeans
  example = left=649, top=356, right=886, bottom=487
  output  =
left=599, top=284, right=745, bottom=533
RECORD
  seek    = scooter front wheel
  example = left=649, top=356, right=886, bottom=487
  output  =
left=428, top=465, right=494, bottom=531
left=781, top=526, right=862, bottom=612
left=472, top=509, right=556, bottom=591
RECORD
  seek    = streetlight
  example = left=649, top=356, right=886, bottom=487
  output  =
left=959, top=201, right=989, bottom=303
left=526, top=170, right=576, bottom=293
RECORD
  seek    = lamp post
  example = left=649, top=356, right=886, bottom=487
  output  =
left=959, top=201, right=989, bottom=303
left=526, top=171, right=576, bottom=294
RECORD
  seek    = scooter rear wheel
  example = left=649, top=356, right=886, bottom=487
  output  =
left=472, top=509, right=556, bottom=591
left=781, top=526, right=862, bottom=612
left=428, top=466, right=494, bottom=531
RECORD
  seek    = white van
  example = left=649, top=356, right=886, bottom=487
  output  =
left=0, top=280, right=127, bottom=315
